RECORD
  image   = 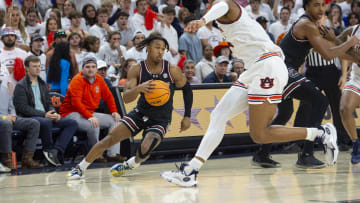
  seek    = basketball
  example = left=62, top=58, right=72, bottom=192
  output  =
left=144, top=80, right=170, bottom=106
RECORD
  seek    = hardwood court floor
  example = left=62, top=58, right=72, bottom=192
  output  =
left=1, top=151, right=360, bottom=203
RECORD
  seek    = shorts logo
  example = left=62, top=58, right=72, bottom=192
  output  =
left=260, top=77, right=274, bottom=89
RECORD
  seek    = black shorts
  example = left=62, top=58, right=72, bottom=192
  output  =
left=120, top=108, right=170, bottom=138
left=282, top=67, right=310, bottom=99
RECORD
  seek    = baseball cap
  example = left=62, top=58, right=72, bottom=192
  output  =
left=256, top=16, right=268, bottom=24
left=215, top=56, right=230, bottom=64
left=54, top=30, right=67, bottom=39
left=1, top=27, right=17, bottom=39
left=132, top=30, right=145, bottom=40
left=82, top=56, right=97, bottom=67
left=31, top=33, right=44, bottom=42
left=97, top=60, right=108, bottom=69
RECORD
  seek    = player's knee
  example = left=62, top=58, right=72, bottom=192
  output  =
left=339, top=104, right=353, bottom=118
left=249, top=130, right=267, bottom=144
left=138, top=133, right=162, bottom=159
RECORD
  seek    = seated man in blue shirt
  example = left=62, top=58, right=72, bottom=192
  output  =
left=202, top=56, right=232, bottom=83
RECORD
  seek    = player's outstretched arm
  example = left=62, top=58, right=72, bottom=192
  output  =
left=170, top=65, right=193, bottom=132
left=185, top=0, right=230, bottom=33
left=305, top=22, right=359, bottom=60
left=123, top=64, right=156, bottom=103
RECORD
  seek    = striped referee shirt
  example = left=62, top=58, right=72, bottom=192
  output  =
left=306, top=49, right=335, bottom=67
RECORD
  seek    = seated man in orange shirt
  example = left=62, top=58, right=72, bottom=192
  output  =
left=59, top=56, right=125, bottom=162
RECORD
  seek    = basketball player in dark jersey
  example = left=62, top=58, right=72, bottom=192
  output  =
left=68, top=35, right=193, bottom=180
left=252, top=0, right=360, bottom=169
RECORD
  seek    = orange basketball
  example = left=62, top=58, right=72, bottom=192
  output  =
left=144, top=80, right=170, bottom=106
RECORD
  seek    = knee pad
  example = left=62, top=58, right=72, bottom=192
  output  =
left=137, top=133, right=162, bottom=159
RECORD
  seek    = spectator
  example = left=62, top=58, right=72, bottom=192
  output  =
left=202, top=56, right=232, bottom=83
left=25, top=8, right=42, bottom=36
left=95, top=60, right=112, bottom=114
left=129, top=0, right=156, bottom=37
left=125, top=30, right=147, bottom=63
left=269, top=7, right=291, bottom=45
left=325, top=4, right=345, bottom=35
left=159, top=0, right=181, bottom=16
left=156, top=7, right=179, bottom=59
left=229, top=58, right=245, bottom=82
left=59, top=56, right=125, bottom=162
left=21, top=0, right=39, bottom=20
left=347, top=12, right=360, bottom=26
left=66, top=11, right=88, bottom=40
left=0, top=79, right=42, bottom=170
left=68, top=32, right=83, bottom=69
left=97, top=31, right=126, bottom=86
left=89, top=8, right=113, bottom=46
left=247, top=0, right=270, bottom=22
left=47, top=42, right=78, bottom=96
left=0, top=27, right=28, bottom=94
left=195, top=44, right=215, bottom=81
left=28, top=34, right=46, bottom=82
left=82, top=4, right=97, bottom=31
left=81, top=35, right=100, bottom=68
left=118, top=58, right=136, bottom=86
left=183, top=59, right=201, bottom=84
left=3, top=7, right=30, bottom=52
left=178, top=7, right=190, bottom=29
left=179, top=16, right=203, bottom=64
left=45, top=0, right=65, bottom=21
left=45, top=30, right=68, bottom=68
left=196, top=20, right=223, bottom=48
left=101, top=0, right=115, bottom=16
left=61, top=0, right=77, bottom=30
left=338, top=0, right=352, bottom=18
left=112, top=11, right=133, bottom=46
left=256, top=16, right=275, bottom=43
left=44, top=18, right=59, bottom=49
left=13, top=55, right=78, bottom=166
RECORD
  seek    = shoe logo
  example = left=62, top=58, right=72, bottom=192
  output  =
left=183, top=177, right=190, bottom=182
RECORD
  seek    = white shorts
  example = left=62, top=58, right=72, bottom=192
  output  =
left=233, top=52, right=288, bottom=104
left=344, top=77, right=360, bottom=96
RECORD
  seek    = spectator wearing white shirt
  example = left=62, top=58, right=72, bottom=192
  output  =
left=269, top=7, right=291, bottom=45
left=89, top=8, right=113, bottom=46
left=196, top=21, right=223, bottom=48
left=195, top=44, right=215, bottom=81
left=81, top=4, right=97, bottom=32
left=0, top=27, right=28, bottom=93
left=338, top=0, right=353, bottom=18
left=25, top=8, right=43, bottom=36
left=246, top=0, right=275, bottom=23
left=128, top=0, right=156, bottom=37
left=248, top=0, right=271, bottom=23
left=66, top=11, right=88, bottom=41
left=61, top=0, right=76, bottom=31
left=111, top=11, right=134, bottom=46
left=97, top=31, right=127, bottom=86
left=27, top=34, right=47, bottom=82
left=156, top=7, right=179, bottom=63
left=125, top=30, right=147, bottom=63
left=158, top=0, right=181, bottom=17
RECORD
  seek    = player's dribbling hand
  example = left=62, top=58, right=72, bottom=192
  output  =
left=184, top=18, right=206, bottom=33
left=138, top=80, right=156, bottom=96
left=180, top=116, right=191, bottom=132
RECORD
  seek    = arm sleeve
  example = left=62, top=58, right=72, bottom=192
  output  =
left=181, top=82, right=193, bottom=117
left=202, top=1, right=230, bottom=24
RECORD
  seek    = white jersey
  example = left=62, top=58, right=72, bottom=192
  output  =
left=350, top=63, right=360, bottom=81
left=216, top=0, right=284, bottom=68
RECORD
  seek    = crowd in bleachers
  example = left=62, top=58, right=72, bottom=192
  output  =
left=0, top=0, right=359, bottom=172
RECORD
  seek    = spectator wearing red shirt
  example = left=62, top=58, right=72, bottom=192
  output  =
left=60, top=56, right=123, bottom=161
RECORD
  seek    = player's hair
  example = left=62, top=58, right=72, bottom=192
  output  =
left=137, top=32, right=169, bottom=50
left=303, top=0, right=312, bottom=10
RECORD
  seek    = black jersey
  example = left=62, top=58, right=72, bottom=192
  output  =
left=280, top=15, right=312, bottom=70
left=135, top=60, right=175, bottom=121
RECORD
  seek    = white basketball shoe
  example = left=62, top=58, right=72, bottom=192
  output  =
left=319, top=123, right=339, bottom=166
left=161, top=163, right=198, bottom=187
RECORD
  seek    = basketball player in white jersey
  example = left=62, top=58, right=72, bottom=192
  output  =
left=160, top=0, right=351, bottom=187
left=337, top=24, right=360, bottom=165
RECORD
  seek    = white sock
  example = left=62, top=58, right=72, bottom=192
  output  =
left=306, top=128, right=324, bottom=141
left=78, top=159, right=90, bottom=171
left=184, top=158, right=203, bottom=174
left=127, top=156, right=140, bottom=169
